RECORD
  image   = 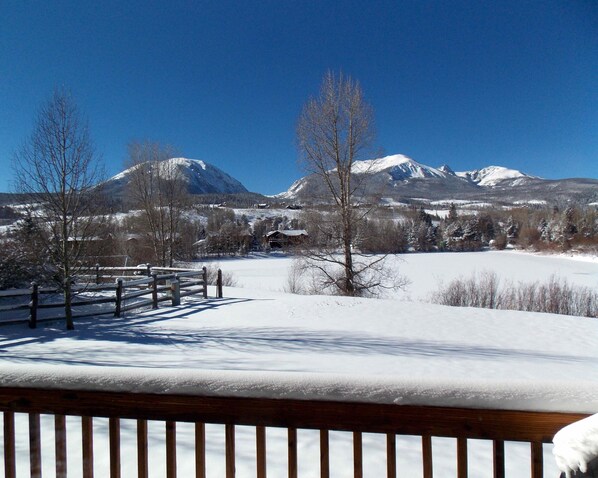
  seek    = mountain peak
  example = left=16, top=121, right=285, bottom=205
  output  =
left=352, top=154, right=447, bottom=180
left=438, top=164, right=456, bottom=175
left=103, top=157, right=248, bottom=197
left=457, top=165, right=535, bottom=186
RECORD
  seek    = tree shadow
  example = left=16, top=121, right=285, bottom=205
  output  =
left=0, top=296, right=594, bottom=370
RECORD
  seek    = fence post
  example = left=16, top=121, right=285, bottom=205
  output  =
left=29, top=282, right=38, bottom=329
left=115, top=278, right=123, bottom=318
left=202, top=267, right=208, bottom=299
left=152, top=273, right=159, bottom=309
left=171, top=276, right=180, bottom=306
left=217, top=269, right=223, bottom=299
left=95, top=264, right=100, bottom=285
left=146, top=264, right=152, bottom=277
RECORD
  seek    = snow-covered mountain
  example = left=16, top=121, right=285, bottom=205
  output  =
left=352, top=154, right=448, bottom=179
left=276, top=154, right=598, bottom=205
left=102, top=157, right=249, bottom=197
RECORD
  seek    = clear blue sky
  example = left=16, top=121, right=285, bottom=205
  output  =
left=1, top=0, right=596, bottom=195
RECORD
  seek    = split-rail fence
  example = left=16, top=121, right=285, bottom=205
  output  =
left=0, top=266, right=224, bottom=328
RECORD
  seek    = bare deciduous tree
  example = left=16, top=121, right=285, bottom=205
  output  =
left=13, top=88, right=105, bottom=329
left=127, top=141, right=190, bottom=267
left=297, top=71, right=405, bottom=296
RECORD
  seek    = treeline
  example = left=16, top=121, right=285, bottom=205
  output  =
left=2, top=200, right=597, bottom=290
left=354, top=203, right=598, bottom=254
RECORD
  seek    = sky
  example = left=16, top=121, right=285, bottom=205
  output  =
left=1, top=0, right=597, bottom=195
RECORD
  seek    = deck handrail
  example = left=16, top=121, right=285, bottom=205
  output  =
left=0, top=384, right=587, bottom=478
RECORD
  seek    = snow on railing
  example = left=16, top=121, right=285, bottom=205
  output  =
left=554, top=414, right=598, bottom=477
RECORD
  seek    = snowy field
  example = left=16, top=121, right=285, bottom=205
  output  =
left=212, top=250, right=598, bottom=301
left=1, top=250, right=598, bottom=477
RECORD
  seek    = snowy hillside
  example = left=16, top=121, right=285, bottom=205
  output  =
left=102, top=157, right=249, bottom=196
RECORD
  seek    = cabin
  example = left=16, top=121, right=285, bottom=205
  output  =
left=264, top=229, right=308, bottom=249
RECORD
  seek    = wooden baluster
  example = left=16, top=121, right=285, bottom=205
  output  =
left=320, top=430, right=330, bottom=478
left=531, top=441, right=543, bottom=478
left=55, top=415, right=67, bottom=478
left=166, top=421, right=177, bottom=478
left=422, top=435, right=433, bottom=478
left=457, top=437, right=468, bottom=478
left=82, top=416, right=94, bottom=478
left=256, top=426, right=267, bottom=478
left=226, top=424, right=235, bottom=478
left=387, top=433, right=396, bottom=478
left=288, top=428, right=297, bottom=478
left=493, top=440, right=505, bottom=478
left=195, top=423, right=206, bottom=478
left=4, top=411, right=16, bottom=478
left=110, top=417, right=121, bottom=478
left=29, top=413, right=42, bottom=478
left=353, top=431, right=363, bottom=478
left=137, top=419, right=148, bottom=478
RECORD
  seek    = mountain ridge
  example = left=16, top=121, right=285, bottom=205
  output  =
left=276, top=154, right=598, bottom=205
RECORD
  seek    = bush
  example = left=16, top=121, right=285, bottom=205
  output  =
left=430, top=272, right=598, bottom=318
left=203, top=263, right=237, bottom=287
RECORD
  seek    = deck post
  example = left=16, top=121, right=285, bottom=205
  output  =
left=217, top=269, right=223, bottom=298
left=115, top=278, right=123, bottom=317
left=152, top=273, right=159, bottom=309
left=202, top=267, right=208, bottom=299
left=171, top=277, right=180, bottom=306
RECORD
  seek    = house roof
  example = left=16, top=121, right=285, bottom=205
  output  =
left=266, top=229, right=308, bottom=238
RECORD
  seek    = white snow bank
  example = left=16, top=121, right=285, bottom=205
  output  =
left=554, top=413, right=598, bottom=477
left=2, top=364, right=598, bottom=413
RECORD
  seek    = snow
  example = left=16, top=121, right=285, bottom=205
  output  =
left=2, top=364, right=597, bottom=414
left=1, top=250, right=597, bottom=476
left=553, top=414, right=598, bottom=477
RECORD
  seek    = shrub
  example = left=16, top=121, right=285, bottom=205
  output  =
left=203, top=263, right=237, bottom=287
left=430, top=272, right=598, bottom=318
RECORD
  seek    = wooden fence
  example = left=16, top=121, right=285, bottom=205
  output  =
left=0, top=384, right=586, bottom=478
left=0, top=266, right=222, bottom=328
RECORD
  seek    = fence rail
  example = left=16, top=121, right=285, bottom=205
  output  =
left=0, top=384, right=586, bottom=478
left=0, top=265, right=221, bottom=328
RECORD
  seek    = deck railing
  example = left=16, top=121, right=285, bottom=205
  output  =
left=0, top=385, right=586, bottom=478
